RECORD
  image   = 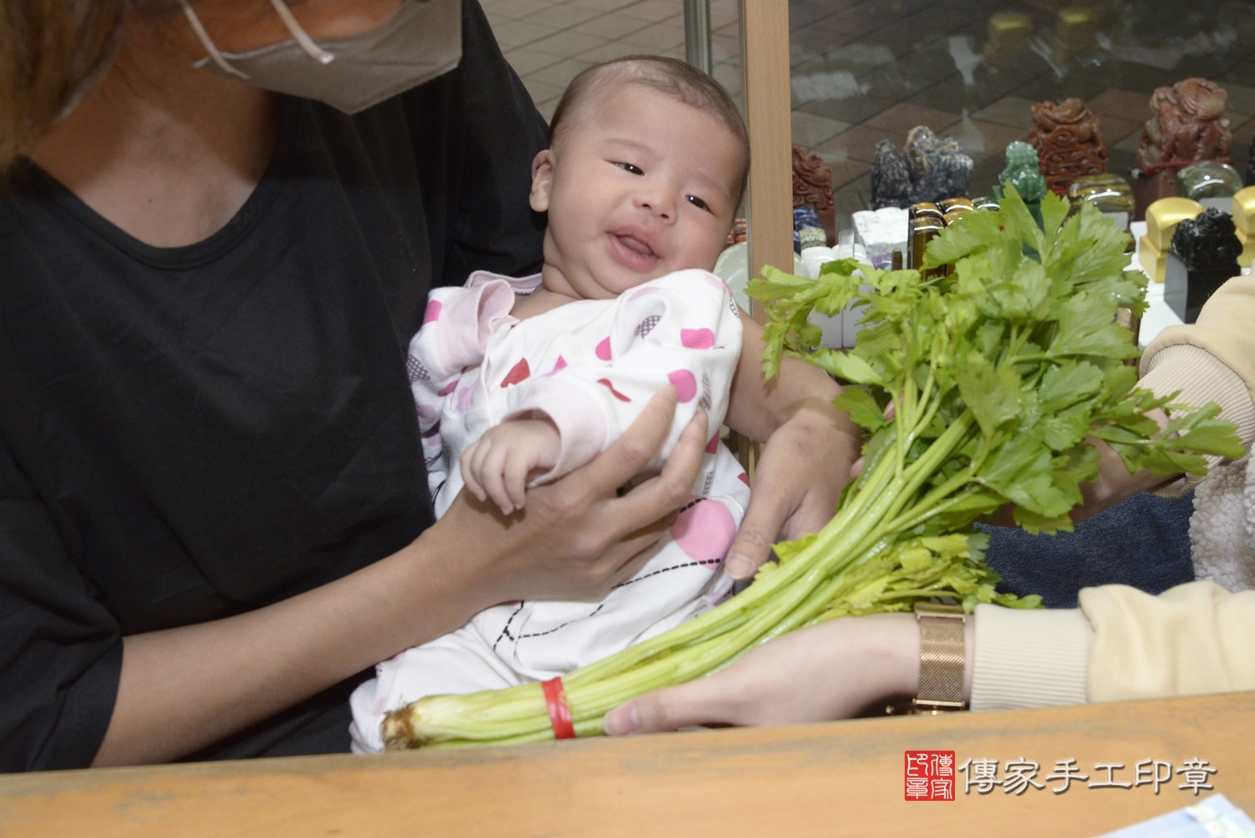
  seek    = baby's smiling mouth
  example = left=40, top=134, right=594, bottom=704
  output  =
left=608, top=229, right=659, bottom=269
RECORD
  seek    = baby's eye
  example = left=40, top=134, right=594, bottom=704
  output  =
left=614, top=162, right=643, bottom=175
left=686, top=195, right=712, bottom=212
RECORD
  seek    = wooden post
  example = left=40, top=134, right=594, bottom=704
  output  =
left=740, top=0, right=793, bottom=324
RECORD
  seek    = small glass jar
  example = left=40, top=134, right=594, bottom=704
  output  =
left=1176, top=161, right=1244, bottom=212
left=909, top=202, right=943, bottom=222
left=938, top=197, right=974, bottom=214
left=909, top=216, right=945, bottom=277
left=1068, top=173, right=1135, bottom=231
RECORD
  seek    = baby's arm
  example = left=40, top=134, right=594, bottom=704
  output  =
left=408, top=280, right=518, bottom=507
left=501, top=270, right=742, bottom=483
left=461, top=417, right=561, bottom=514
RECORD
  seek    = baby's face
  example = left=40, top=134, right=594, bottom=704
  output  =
left=530, top=83, right=743, bottom=300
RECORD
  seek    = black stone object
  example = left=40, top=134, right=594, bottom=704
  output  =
left=1164, top=208, right=1242, bottom=323
left=870, top=126, right=973, bottom=210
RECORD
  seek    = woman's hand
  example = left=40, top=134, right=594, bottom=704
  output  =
left=724, top=398, right=859, bottom=579
left=435, top=386, right=709, bottom=607
left=959, top=408, right=1177, bottom=529
left=722, top=313, right=861, bottom=580
left=603, top=613, right=921, bottom=734
left=1069, top=408, right=1177, bottom=523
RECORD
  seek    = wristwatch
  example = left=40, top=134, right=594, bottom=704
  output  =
left=912, top=602, right=969, bottom=713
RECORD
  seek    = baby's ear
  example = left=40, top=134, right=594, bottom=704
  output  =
left=529, top=149, right=554, bottom=213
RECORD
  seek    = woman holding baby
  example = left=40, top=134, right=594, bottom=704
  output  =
left=2, top=0, right=1249, bottom=774
left=0, top=0, right=855, bottom=769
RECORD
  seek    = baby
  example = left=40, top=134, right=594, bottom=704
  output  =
left=350, top=56, right=754, bottom=752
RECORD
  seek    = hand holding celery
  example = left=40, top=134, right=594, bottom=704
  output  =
left=381, top=186, right=1242, bottom=749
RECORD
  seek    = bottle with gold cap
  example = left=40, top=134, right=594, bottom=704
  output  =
left=1068, top=173, right=1134, bottom=232
left=938, top=197, right=974, bottom=214
left=908, top=203, right=945, bottom=279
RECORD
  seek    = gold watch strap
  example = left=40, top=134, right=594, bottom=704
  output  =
left=913, top=602, right=968, bottom=713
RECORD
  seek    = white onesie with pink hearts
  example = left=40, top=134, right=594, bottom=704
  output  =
left=349, top=268, right=750, bottom=752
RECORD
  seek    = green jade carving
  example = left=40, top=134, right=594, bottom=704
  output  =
left=995, top=141, right=1048, bottom=202
left=995, top=140, right=1047, bottom=237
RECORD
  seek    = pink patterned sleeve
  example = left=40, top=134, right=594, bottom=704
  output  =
left=505, top=269, right=743, bottom=483
left=407, top=280, right=515, bottom=496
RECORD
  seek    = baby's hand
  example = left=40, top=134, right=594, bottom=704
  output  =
left=461, top=418, right=562, bottom=515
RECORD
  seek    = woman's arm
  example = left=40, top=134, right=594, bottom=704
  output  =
left=605, top=580, right=1255, bottom=736
left=602, top=613, right=936, bottom=733
left=94, top=390, right=706, bottom=766
left=721, top=312, right=862, bottom=579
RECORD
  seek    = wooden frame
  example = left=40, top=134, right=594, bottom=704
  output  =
left=740, top=0, right=793, bottom=324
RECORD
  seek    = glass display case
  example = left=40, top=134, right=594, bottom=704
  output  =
left=786, top=0, right=1255, bottom=231
left=483, top=0, right=1255, bottom=321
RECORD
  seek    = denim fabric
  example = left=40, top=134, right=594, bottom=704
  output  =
left=977, top=492, right=1196, bottom=609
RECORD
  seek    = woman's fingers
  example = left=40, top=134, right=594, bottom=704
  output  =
left=442, top=386, right=711, bottom=604
left=723, top=404, right=854, bottom=581
left=604, top=672, right=739, bottom=735
left=595, top=523, right=672, bottom=590
left=609, top=409, right=707, bottom=529
left=573, top=413, right=704, bottom=592
left=722, top=484, right=785, bottom=580
left=559, top=386, right=705, bottom=546
left=577, top=386, right=679, bottom=493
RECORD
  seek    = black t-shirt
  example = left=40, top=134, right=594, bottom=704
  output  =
left=0, top=0, right=546, bottom=771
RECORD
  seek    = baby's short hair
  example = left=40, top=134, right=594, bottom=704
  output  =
left=547, top=56, right=750, bottom=210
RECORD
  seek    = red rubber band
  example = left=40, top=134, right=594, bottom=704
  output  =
left=541, top=677, right=577, bottom=740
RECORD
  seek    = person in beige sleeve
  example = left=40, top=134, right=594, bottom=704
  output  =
left=604, top=277, right=1255, bottom=734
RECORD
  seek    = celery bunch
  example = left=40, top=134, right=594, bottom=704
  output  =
left=382, top=187, right=1242, bottom=749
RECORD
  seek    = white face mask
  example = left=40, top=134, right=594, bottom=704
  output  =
left=181, top=0, right=462, bottom=115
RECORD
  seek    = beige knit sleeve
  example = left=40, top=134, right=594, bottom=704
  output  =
left=1141, top=276, right=1255, bottom=387
left=1080, top=581, right=1255, bottom=701
left=1138, top=276, right=1255, bottom=495
left=969, top=604, right=1092, bottom=710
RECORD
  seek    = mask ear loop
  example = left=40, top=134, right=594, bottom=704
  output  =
left=180, top=1, right=250, bottom=79
left=267, top=0, right=336, bottom=64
